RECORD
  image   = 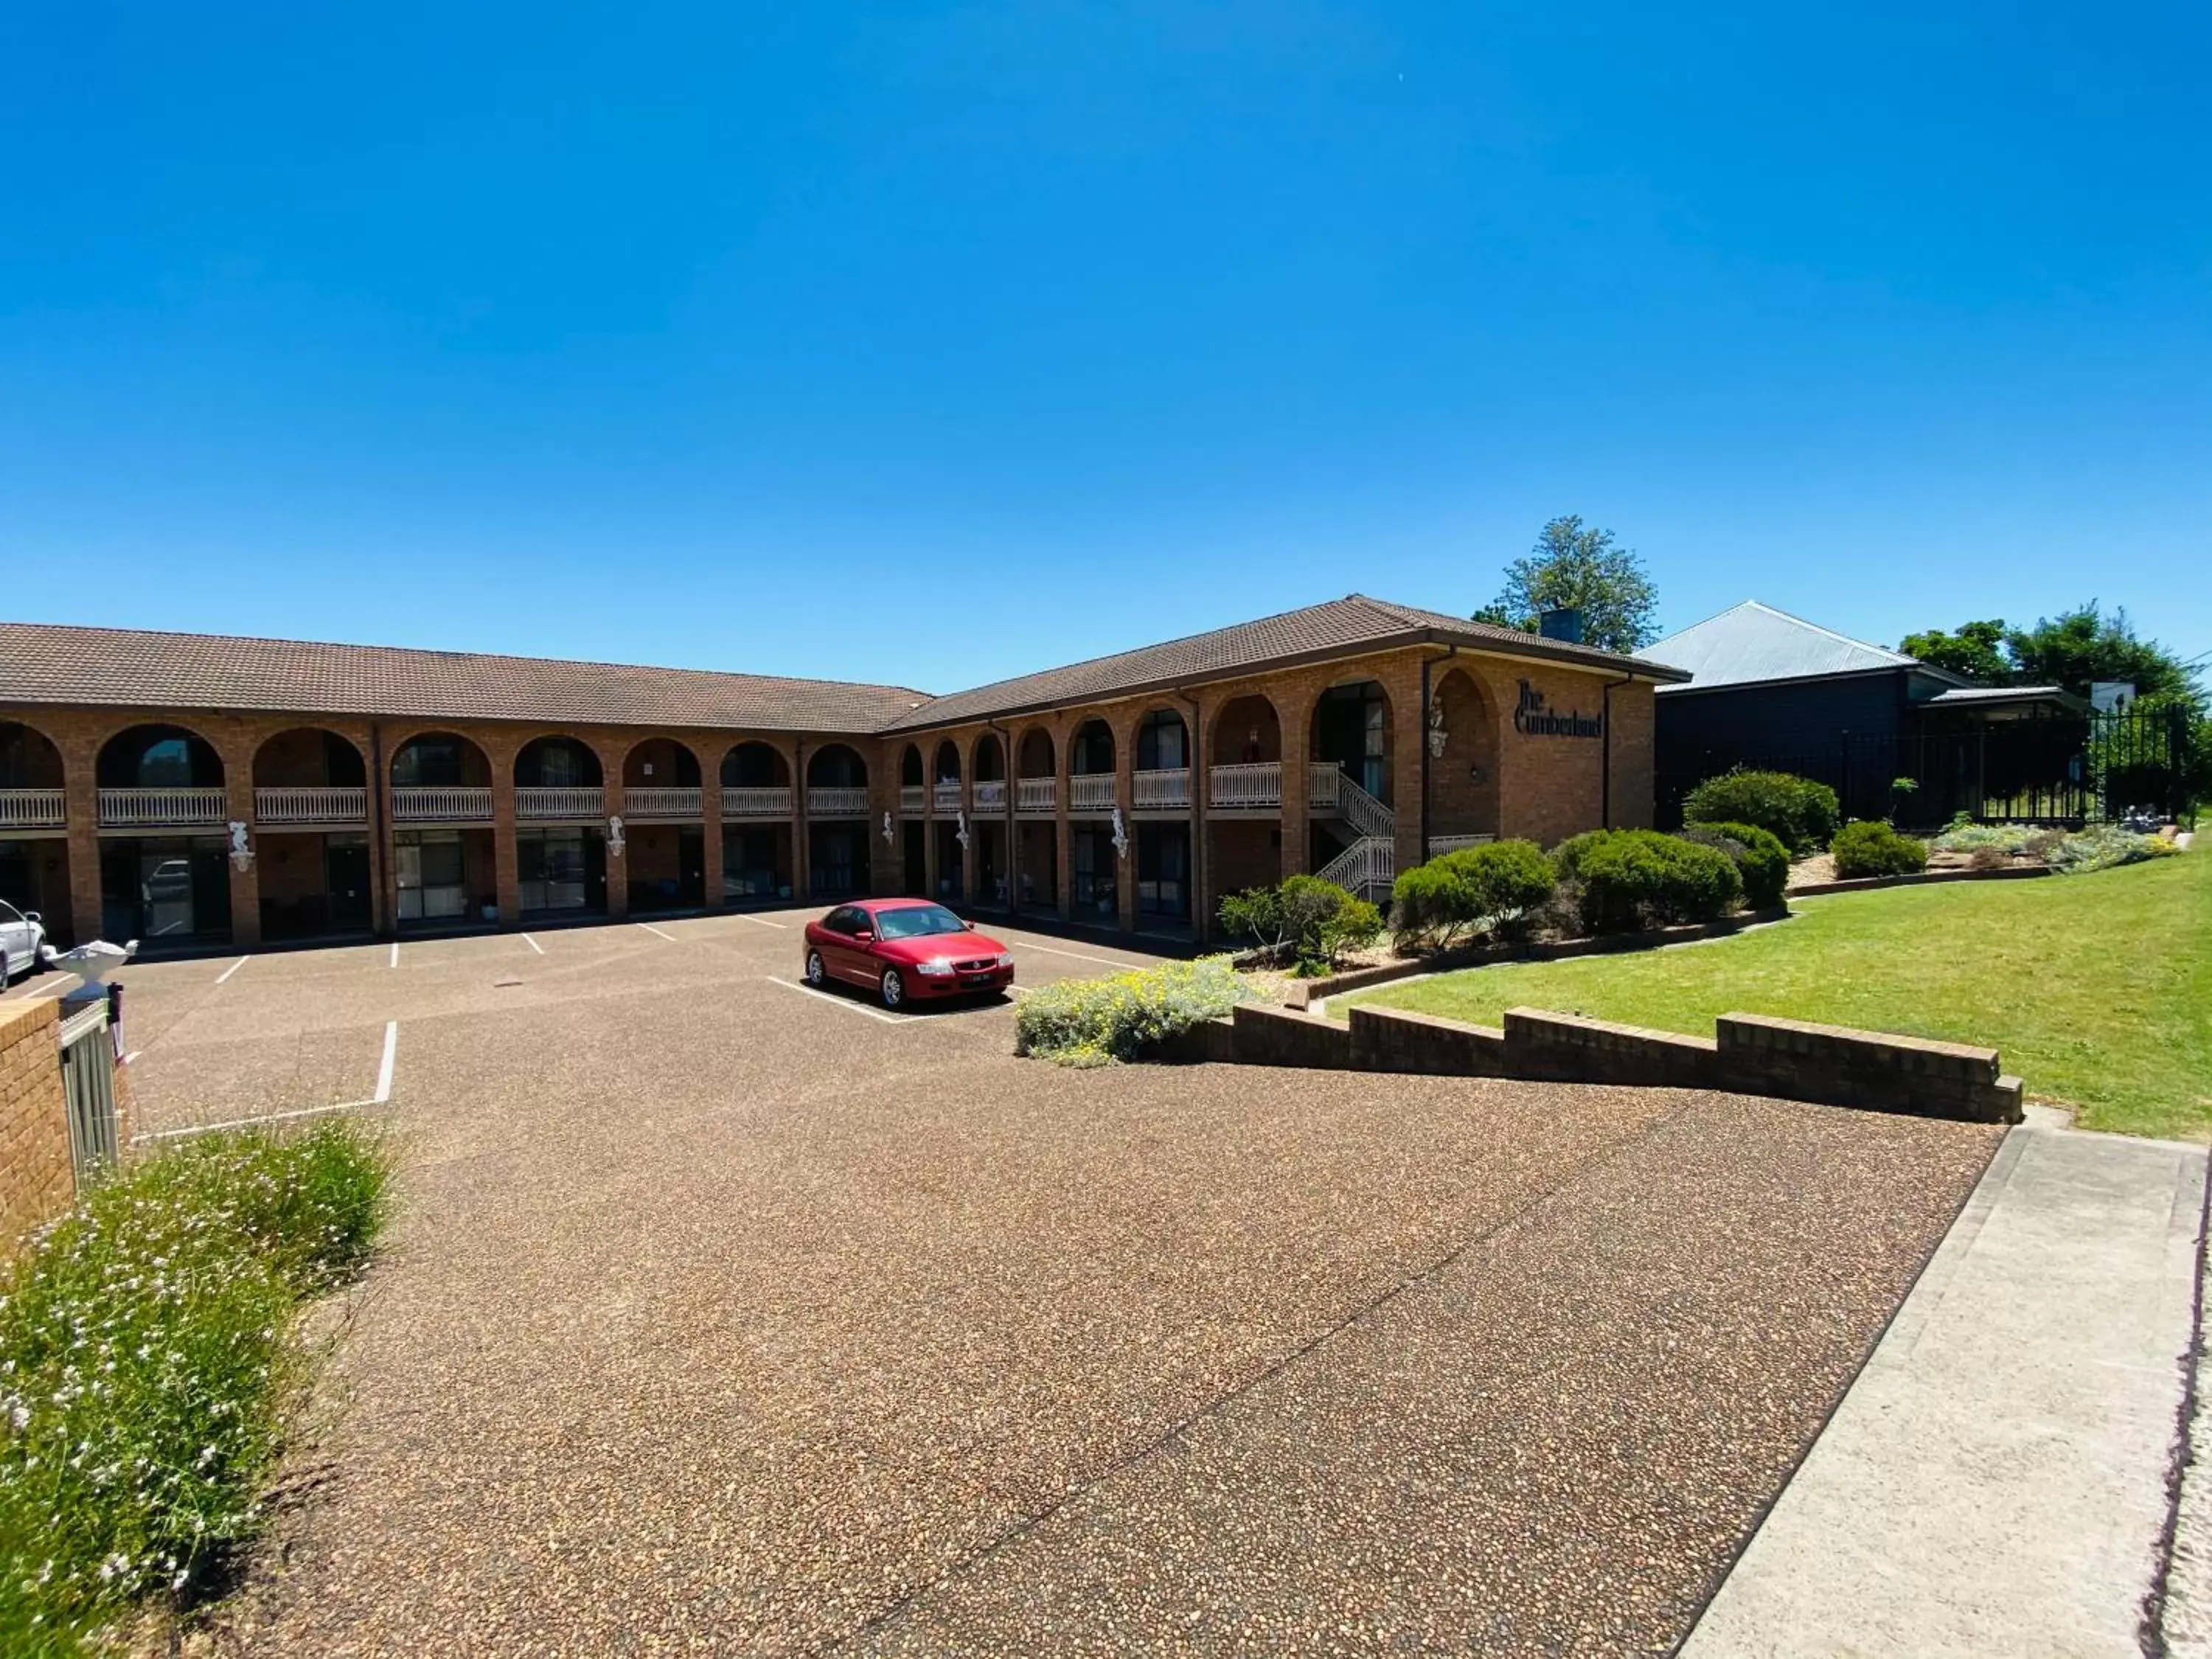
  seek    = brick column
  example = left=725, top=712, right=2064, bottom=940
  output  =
left=1389, top=658, right=1427, bottom=880
left=1279, top=689, right=1312, bottom=880
left=792, top=742, right=810, bottom=903
left=601, top=753, right=628, bottom=919
left=63, top=735, right=102, bottom=946
left=1186, top=694, right=1208, bottom=943
left=491, top=751, right=521, bottom=926
left=223, top=746, right=262, bottom=947
left=1114, top=713, right=1138, bottom=935
left=701, top=766, right=726, bottom=908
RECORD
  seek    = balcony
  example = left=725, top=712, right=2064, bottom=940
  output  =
left=254, top=786, right=368, bottom=826
left=1208, top=762, right=1281, bottom=809
left=1132, top=768, right=1190, bottom=810
left=624, top=787, right=702, bottom=820
left=1069, top=773, right=1116, bottom=813
left=98, top=787, right=226, bottom=828
left=723, top=785, right=793, bottom=818
left=900, top=784, right=926, bottom=815
left=0, top=788, right=66, bottom=830
left=931, top=781, right=963, bottom=813
left=1306, top=763, right=1341, bottom=810
left=391, top=786, right=494, bottom=823
left=807, top=786, right=871, bottom=817
left=1015, top=776, right=1056, bottom=815
left=515, top=786, right=606, bottom=821
left=1425, top=833, right=1496, bottom=859
left=972, top=779, right=1007, bottom=813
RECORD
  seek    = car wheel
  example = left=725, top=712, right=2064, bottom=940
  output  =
left=879, top=967, right=905, bottom=1010
left=804, top=949, right=829, bottom=988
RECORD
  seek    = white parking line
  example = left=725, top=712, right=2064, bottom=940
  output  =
left=522, top=933, right=544, bottom=955
left=214, top=955, right=250, bottom=984
left=1012, top=942, right=1149, bottom=969
left=136, top=1020, right=400, bottom=1143
left=733, top=912, right=787, bottom=929
left=765, top=975, right=912, bottom=1025
left=637, top=922, right=678, bottom=942
left=389, top=941, right=400, bottom=968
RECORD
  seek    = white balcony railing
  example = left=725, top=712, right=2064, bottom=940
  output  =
left=1208, top=762, right=1281, bottom=809
left=1132, top=768, right=1190, bottom=809
left=900, top=785, right=926, bottom=815
left=1016, top=776, right=1055, bottom=815
left=723, top=785, right=793, bottom=818
left=1306, top=763, right=1341, bottom=811
left=1425, top=833, right=1497, bottom=859
left=0, top=788, right=66, bottom=830
left=515, top=785, right=605, bottom=821
left=973, top=779, right=1007, bottom=813
left=254, top=786, right=367, bottom=826
left=98, top=787, right=226, bottom=828
left=808, top=786, right=871, bottom=817
left=1069, top=773, right=1116, bottom=813
left=932, top=781, right=963, bottom=813
left=391, top=786, right=493, bottom=822
left=624, top=786, right=702, bottom=820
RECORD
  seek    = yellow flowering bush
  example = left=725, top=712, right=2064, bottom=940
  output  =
left=1014, top=956, right=1251, bottom=1067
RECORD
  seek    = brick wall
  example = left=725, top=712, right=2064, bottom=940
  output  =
left=0, top=998, right=73, bottom=1253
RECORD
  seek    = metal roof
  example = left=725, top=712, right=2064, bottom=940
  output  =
left=1646, top=601, right=1919, bottom=693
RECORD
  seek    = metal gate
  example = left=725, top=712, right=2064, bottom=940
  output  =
left=58, top=998, right=119, bottom=1187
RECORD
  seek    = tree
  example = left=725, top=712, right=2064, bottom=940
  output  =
left=1899, top=619, right=2009, bottom=684
left=1478, top=515, right=1659, bottom=654
left=2006, top=605, right=2202, bottom=708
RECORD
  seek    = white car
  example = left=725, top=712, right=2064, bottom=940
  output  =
left=0, top=900, right=48, bottom=984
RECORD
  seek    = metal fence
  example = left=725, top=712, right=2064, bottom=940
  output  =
left=1660, top=706, right=2197, bottom=830
left=58, top=997, right=120, bottom=1187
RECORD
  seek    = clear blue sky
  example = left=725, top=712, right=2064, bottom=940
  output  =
left=3, top=2, right=2206, bottom=694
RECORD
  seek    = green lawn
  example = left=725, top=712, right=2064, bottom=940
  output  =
left=1340, top=849, right=2212, bottom=1140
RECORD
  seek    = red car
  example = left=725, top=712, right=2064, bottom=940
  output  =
left=801, top=898, right=1015, bottom=1009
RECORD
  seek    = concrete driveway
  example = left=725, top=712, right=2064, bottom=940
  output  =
left=71, top=911, right=2001, bottom=1655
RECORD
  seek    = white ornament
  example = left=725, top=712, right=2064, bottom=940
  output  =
left=607, top=815, right=626, bottom=858
left=1110, top=807, right=1130, bottom=862
left=227, top=820, right=254, bottom=872
left=1427, top=696, right=1448, bottom=759
left=881, top=810, right=894, bottom=845
left=955, top=809, right=970, bottom=851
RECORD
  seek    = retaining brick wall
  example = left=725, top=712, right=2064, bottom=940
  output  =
left=0, top=999, right=72, bottom=1253
left=1217, top=999, right=2024, bottom=1124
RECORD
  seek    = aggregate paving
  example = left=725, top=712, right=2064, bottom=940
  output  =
left=63, top=911, right=2002, bottom=1656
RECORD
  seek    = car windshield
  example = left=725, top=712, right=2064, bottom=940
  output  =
left=873, top=904, right=967, bottom=940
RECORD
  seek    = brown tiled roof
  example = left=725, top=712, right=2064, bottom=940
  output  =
left=0, top=596, right=1685, bottom=738
left=0, top=623, right=932, bottom=734
left=880, top=594, right=1687, bottom=730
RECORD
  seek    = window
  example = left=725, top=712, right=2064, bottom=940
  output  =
left=1072, top=724, right=1114, bottom=775
left=1072, top=824, right=1117, bottom=914
left=393, top=738, right=468, bottom=788
left=1137, top=712, right=1186, bottom=771
left=875, top=904, right=966, bottom=940
left=519, top=828, right=591, bottom=911
left=396, top=831, right=468, bottom=920
left=1137, top=824, right=1189, bottom=918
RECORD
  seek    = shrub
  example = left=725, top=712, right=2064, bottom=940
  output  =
left=0, top=1122, right=392, bottom=1653
left=1931, top=817, right=2036, bottom=856
left=1389, top=840, right=1557, bottom=951
left=1014, top=957, right=1253, bottom=1067
left=1217, top=875, right=1379, bottom=974
left=2047, top=824, right=2181, bottom=875
left=1570, top=829, right=1743, bottom=933
left=1680, top=769, right=1841, bottom=854
left=1829, top=819, right=1929, bottom=878
left=1549, top=829, right=1611, bottom=888
left=1681, top=820, right=1790, bottom=908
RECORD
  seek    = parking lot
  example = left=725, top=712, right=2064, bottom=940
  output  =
left=16, top=911, right=2006, bottom=1655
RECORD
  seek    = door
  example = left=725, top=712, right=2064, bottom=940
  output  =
left=142, top=853, right=195, bottom=939
left=818, top=905, right=866, bottom=983
left=327, top=841, right=372, bottom=931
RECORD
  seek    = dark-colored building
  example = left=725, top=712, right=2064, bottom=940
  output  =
left=1649, top=601, right=2088, bottom=827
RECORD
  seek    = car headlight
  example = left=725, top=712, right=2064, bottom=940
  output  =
left=995, top=952, right=1014, bottom=968
left=915, top=958, right=956, bottom=977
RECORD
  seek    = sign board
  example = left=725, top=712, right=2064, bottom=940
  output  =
left=1512, top=679, right=1604, bottom=739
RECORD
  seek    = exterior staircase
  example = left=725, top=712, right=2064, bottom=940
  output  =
left=1310, top=768, right=1396, bottom=902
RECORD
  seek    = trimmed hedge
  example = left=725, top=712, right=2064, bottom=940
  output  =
left=1682, top=820, right=1790, bottom=908
left=1218, top=874, right=1380, bottom=975
left=1829, top=819, right=1929, bottom=878
left=1562, top=828, right=1743, bottom=933
left=1389, top=839, right=1557, bottom=951
left=1014, top=957, right=1253, bottom=1067
left=1680, top=769, right=1841, bottom=854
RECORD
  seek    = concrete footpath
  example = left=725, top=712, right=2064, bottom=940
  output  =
left=1683, top=1109, right=2208, bottom=1658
